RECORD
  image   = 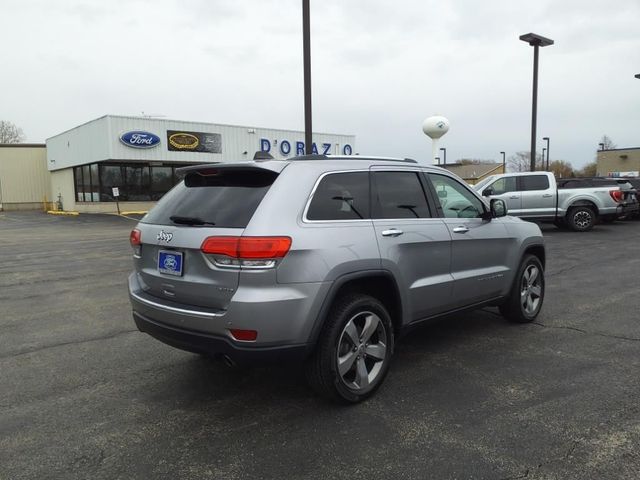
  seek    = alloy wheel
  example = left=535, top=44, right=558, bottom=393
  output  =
left=336, top=311, right=388, bottom=392
left=574, top=210, right=592, bottom=229
left=520, top=264, right=543, bottom=316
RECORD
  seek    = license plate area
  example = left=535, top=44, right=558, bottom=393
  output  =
left=158, top=250, right=183, bottom=276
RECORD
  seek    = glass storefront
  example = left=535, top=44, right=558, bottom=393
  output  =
left=73, top=162, right=193, bottom=202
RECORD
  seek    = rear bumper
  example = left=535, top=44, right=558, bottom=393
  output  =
left=128, top=272, right=328, bottom=362
left=133, top=311, right=308, bottom=365
left=620, top=202, right=639, bottom=217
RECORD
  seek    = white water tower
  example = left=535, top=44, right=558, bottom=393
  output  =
left=422, top=116, right=450, bottom=165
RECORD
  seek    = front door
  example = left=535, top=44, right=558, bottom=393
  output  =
left=427, top=173, right=514, bottom=306
left=483, top=175, right=521, bottom=215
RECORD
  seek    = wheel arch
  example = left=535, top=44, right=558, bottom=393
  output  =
left=523, top=244, right=546, bottom=268
left=567, top=200, right=598, bottom=216
left=307, top=270, right=405, bottom=350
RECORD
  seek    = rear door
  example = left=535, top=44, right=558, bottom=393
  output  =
left=135, top=166, right=280, bottom=310
left=427, top=173, right=513, bottom=305
left=370, top=167, right=454, bottom=320
left=519, top=174, right=555, bottom=218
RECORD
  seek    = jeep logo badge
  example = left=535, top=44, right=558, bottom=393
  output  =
left=157, top=230, right=173, bottom=242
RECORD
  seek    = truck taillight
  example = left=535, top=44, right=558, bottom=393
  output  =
left=201, top=236, right=292, bottom=268
left=609, top=190, right=624, bottom=202
left=130, top=229, right=142, bottom=246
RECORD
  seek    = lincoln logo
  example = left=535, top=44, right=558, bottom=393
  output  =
left=157, top=230, right=173, bottom=242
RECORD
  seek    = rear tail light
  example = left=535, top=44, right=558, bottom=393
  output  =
left=609, top=190, right=624, bottom=202
left=130, top=229, right=142, bottom=246
left=201, top=236, right=292, bottom=269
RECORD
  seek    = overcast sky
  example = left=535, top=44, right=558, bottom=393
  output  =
left=2, top=0, right=639, bottom=167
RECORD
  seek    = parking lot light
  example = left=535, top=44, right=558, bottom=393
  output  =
left=520, top=33, right=554, bottom=172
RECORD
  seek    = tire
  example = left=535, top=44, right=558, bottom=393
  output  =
left=306, top=294, right=394, bottom=403
left=499, top=254, right=545, bottom=323
left=567, top=206, right=595, bottom=232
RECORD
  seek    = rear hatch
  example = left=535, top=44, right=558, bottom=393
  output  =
left=134, top=164, right=281, bottom=310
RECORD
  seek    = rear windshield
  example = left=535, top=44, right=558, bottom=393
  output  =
left=141, top=168, right=278, bottom=228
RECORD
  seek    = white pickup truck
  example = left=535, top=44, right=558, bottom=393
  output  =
left=473, top=172, right=637, bottom=231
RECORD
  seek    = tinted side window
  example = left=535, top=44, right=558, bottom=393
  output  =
left=521, top=175, right=550, bottom=191
left=307, top=172, right=370, bottom=220
left=372, top=171, right=431, bottom=219
left=428, top=173, right=485, bottom=219
left=488, top=176, right=517, bottom=195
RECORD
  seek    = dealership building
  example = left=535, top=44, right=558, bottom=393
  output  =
left=0, top=115, right=355, bottom=212
left=596, top=147, right=640, bottom=177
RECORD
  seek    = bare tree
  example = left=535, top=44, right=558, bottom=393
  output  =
left=0, top=121, right=25, bottom=143
left=507, top=151, right=545, bottom=172
left=548, top=160, right=574, bottom=178
left=576, top=161, right=597, bottom=177
left=600, top=135, right=616, bottom=150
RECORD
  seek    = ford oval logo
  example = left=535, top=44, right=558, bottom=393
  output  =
left=120, top=131, right=161, bottom=149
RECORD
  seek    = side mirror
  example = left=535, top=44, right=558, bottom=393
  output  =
left=482, top=187, right=493, bottom=197
left=437, top=189, right=447, bottom=199
left=490, top=198, right=507, bottom=218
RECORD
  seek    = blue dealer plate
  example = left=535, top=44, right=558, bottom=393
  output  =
left=158, top=250, right=183, bottom=276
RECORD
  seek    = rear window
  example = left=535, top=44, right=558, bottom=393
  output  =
left=520, top=175, right=550, bottom=191
left=141, top=168, right=277, bottom=228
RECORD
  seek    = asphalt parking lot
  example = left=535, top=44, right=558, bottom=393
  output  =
left=1, top=211, right=639, bottom=480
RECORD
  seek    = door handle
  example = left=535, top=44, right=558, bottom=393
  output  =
left=453, top=226, right=469, bottom=234
left=381, top=228, right=403, bottom=237
left=509, top=195, right=520, bottom=199
left=542, top=194, right=553, bottom=198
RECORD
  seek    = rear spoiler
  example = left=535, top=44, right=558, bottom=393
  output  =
left=176, top=161, right=285, bottom=178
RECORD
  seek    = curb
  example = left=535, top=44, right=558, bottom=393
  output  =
left=47, top=210, right=80, bottom=216
left=120, top=211, right=148, bottom=215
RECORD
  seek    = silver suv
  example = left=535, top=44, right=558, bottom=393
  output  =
left=128, top=155, right=546, bottom=403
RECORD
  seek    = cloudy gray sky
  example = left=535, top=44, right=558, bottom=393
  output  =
left=2, top=0, right=639, bottom=167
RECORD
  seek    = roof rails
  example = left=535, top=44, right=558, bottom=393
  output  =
left=288, top=154, right=417, bottom=163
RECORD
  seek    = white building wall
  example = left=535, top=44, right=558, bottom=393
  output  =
left=47, top=116, right=112, bottom=171
left=50, top=168, right=76, bottom=212
left=47, top=115, right=356, bottom=170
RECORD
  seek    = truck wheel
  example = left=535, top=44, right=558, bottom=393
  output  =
left=567, top=206, right=595, bottom=232
left=499, top=254, right=545, bottom=323
left=306, top=294, right=394, bottom=403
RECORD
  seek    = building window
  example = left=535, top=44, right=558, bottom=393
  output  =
left=73, top=162, right=192, bottom=202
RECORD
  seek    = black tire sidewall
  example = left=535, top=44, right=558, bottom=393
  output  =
left=319, top=295, right=394, bottom=403
left=503, top=255, right=545, bottom=323
left=568, top=206, right=595, bottom=232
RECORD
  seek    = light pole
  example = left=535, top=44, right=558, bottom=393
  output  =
left=542, top=136, right=550, bottom=170
left=302, top=0, right=312, bottom=154
left=435, top=156, right=441, bottom=165
left=542, top=148, right=546, bottom=170
left=520, top=33, right=554, bottom=172
left=635, top=74, right=640, bottom=79
left=599, top=142, right=605, bottom=151
left=439, top=147, right=447, bottom=165
left=500, top=151, right=506, bottom=172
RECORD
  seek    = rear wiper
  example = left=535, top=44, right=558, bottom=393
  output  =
left=170, top=215, right=216, bottom=226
